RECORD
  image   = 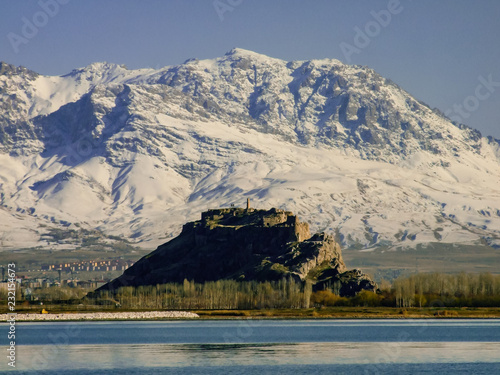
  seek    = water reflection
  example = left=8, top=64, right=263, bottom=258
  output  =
left=7, top=320, right=500, bottom=373
left=16, top=319, right=500, bottom=345
left=14, top=341, right=500, bottom=372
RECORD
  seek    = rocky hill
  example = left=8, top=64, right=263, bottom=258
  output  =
left=98, top=205, right=376, bottom=297
left=1, top=49, right=499, bottom=258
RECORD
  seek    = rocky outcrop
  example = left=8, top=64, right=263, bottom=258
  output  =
left=314, top=269, right=377, bottom=297
left=98, top=207, right=376, bottom=297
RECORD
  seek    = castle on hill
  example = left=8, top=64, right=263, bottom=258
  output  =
left=185, top=199, right=311, bottom=243
left=97, top=200, right=377, bottom=297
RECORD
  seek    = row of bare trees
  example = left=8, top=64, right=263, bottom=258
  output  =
left=393, top=272, right=500, bottom=308
left=4, top=272, right=500, bottom=310
left=96, top=278, right=313, bottom=310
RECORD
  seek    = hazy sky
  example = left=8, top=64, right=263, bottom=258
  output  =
left=1, top=0, right=499, bottom=138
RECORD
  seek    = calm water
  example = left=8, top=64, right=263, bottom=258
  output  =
left=2, top=319, right=500, bottom=374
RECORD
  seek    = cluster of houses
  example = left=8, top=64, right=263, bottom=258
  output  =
left=41, top=259, right=134, bottom=273
left=0, top=259, right=135, bottom=300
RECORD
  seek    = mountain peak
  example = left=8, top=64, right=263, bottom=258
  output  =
left=1, top=51, right=500, bottom=256
left=224, top=47, right=284, bottom=63
left=83, top=61, right=127, bottom=71
left=0, top=61, right=38, bottom=78
left=64, top=62, right=128, bottom=79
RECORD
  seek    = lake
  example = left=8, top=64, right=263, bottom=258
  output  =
left=3, top=319, right=500, bottom=374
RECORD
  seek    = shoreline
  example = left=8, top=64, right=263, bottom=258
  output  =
left=2, top=307, right=500, bottom=321
left=0, top=311, right=199, bottom=321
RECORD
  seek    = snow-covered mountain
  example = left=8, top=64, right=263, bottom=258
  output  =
left=1, top=49, right=500, bottom=253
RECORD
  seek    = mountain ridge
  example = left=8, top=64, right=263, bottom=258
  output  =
left=1, top=49, right=499, bottom=259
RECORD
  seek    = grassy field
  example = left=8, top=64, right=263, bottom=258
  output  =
left=3, top=305, right=500, bottom=319
left=344, top=243, right=500, bottom=280
left=192, top=307, right=500, bottom=319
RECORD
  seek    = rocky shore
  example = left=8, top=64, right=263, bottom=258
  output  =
left=0, top=311, right=199, bottom=321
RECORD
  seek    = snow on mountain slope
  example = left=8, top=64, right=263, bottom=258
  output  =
left=0, top=49, right=500, bottom=253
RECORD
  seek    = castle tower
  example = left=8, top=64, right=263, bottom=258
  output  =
left=246, top=198, right=250, bottom=210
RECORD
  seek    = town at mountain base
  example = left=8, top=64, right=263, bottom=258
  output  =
left=97, top=204, right=377, bottom=297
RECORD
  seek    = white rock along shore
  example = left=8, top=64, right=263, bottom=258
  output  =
left=0, top=311, right=199, bottom=321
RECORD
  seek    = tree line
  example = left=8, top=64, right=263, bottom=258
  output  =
left=90, top=272, right=500, bottom=309
left=392, top=272, right=500, bottom=308
left=3, top=272, right=500, bottom=310
left=97, top=278, right=313, bottom=310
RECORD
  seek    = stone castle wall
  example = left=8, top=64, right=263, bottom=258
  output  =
left=190, top=207, right=312, bottom=246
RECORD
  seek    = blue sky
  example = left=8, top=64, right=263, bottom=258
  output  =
left=1, top=0, right=499, bottom=138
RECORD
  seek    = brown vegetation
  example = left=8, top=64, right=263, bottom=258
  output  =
left=3, top=272, right=500, bottom=316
